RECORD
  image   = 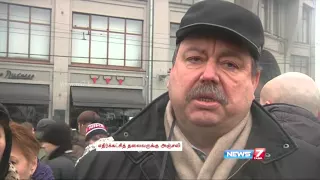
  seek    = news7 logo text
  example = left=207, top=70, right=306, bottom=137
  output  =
left=224, top=148, right=266, bottom=160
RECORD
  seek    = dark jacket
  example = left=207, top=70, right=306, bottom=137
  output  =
left=47, top=149, right=77, bottom=180
left=263, top=103, right=320, bottom=147
left=75, top=92, right=320, bottom=180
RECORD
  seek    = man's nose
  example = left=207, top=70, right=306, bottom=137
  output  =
left=200, top=60, right=219, bottom=83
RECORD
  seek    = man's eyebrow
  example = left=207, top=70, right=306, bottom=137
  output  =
left=217, top=49, right=244, bottom=60
left=182, top=47, right=206, bottom=57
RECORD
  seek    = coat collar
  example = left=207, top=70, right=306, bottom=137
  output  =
left=113, top=92, right=297, bottom=179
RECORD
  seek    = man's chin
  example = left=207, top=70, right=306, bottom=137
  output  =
left=187, top=113, right=223, bottom=127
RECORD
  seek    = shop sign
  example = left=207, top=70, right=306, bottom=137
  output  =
left=0, top=70, right=35, bottom=80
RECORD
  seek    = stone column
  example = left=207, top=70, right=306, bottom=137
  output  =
left=52, top=0, right=71, bottom=123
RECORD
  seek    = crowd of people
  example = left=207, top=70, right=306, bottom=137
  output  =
left=1, top=0, right=320, bottom=179
left=0, top=107, right=110, bottom=179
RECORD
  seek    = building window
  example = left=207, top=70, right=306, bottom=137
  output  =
left=170, top=0, right=203, bottom=5
left=272, top=0, right=280, bottom=36
left=290, top=55, right=309, bottom=75
left=169, top=23, right=179, bottom=61
left=296, top=5, right=310, bottom=43
left=0, top=3, right=51, bottom=60
left=260, top=0, right=271, bottom=32
left=4, top=104, right=49, bottom=128
left=72, top=13, right=143, bottom=68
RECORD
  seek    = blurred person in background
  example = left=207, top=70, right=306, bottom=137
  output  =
left=77, top=111, right=101, bottom=136
left=85, top=123, right=109, bottom=145
left=260, top=72, right=320, bottom=143
left=35, top=118, right=56, bottom=163
left=72, top=111, right=101, bottom=159
left=254, top=49, right=281, bottom=101
left=10, top=122, right=54, bottom=180
left=0, top=103, right=19, bottom=180
left=21, top=122, right=35, bottom=135
left=41, top=122, right=76, bottom=179
left=260, top=72, right=320, bottom=117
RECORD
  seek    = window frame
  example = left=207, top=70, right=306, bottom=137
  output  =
left=71, top=12, right=144, bottom=69
left=295, top=4, right=311, bottom=44
left=272, top=0, right=281, bottom=37
left=0, top=2, right=51, bottom=63
left=169, top=23, right=179, bottom=62
left=289, top=55, right=309, bottom=75
left=260, top=0, right=271, bottom=33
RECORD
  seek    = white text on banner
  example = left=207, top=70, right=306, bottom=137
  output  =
left=95, top=141, right=183, bottom=151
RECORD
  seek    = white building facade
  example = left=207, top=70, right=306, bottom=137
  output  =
left=0, top=0, right=315, bottom=129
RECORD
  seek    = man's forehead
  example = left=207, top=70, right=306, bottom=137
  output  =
left=181, top=35, right=249, bottom=55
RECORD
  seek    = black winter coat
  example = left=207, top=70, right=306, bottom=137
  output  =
left=47, top=151, right=77, bottom=180
left=75, top=93, right=320, bottom=180
left=263, top=103, right=320, bottom=148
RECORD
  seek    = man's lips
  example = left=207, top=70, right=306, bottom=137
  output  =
left=192, top=94, right=218, bottom=102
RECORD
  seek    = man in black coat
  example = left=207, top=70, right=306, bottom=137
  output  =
left=260, top=72, right=320, bottom=146
left=75, top=1, right=320, bottom=179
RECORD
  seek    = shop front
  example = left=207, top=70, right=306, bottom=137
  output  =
left=69, top=73, right=146, bottom=133
left=0, top=68, right=51, bottom=127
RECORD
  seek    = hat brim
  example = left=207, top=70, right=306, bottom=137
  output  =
left=176, top=24, right=261, bottom=60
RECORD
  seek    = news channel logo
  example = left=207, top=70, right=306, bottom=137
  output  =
left=224, top=148, right=266, bottom=160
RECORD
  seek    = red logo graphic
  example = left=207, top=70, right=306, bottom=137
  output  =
left=253, top=148, right=266, bottom=160
left=90, top=75, right=100, bottom=84
left=103, top=76, right=112, bottom=84
left=116, top=76, right=125, bottom=85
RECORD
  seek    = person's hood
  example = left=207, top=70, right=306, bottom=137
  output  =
left=0, top=103, right=12, bottom=179
left=263, top=103, right=320, bottom=146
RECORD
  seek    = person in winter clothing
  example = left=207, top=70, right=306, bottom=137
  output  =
left=77, top=111, right=101, bottom=136
left=35, top=118, right=56, bottom=163
left=9, top=122, right=54, bottom=180
left=0, top=103, right=20, bottom=180
left=85, top=123, right=109, bottom=145
left=72, top=111, right=101, bottom=159
left=74, top=1, right=320, bottom=180
left=260, top=72, right=320, bottom=144
left=260, top=72, right=320, bottom=116
left=41, top=122, right=76, bottom=179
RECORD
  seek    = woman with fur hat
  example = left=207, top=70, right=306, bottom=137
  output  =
left=0, top=103, right=19, bottom=180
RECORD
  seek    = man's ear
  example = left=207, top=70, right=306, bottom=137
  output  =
left=265, top=100, right=271, bottom=105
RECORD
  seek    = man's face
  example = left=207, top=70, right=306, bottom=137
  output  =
left=41, top=142, right=57, bottom=154
left=168, top=35, right=260, bottom=128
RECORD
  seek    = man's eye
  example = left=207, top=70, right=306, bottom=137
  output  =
left=223, top=62, right=239, bottom=69
left=186, top=57, right=203, bottom=63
